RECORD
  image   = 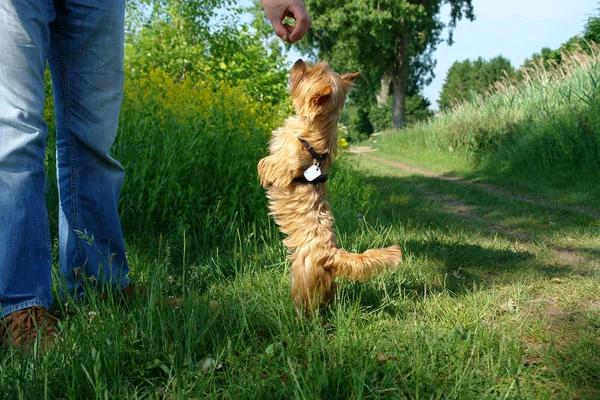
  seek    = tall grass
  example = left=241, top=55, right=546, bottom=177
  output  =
left=115, top=70, right=280, bottom=244
left=380, top=45, right=600, bottom=186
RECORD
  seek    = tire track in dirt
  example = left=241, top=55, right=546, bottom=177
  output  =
left=349, top=148, right=597, bottom=269
left=349, top=148, right=600, bottom=219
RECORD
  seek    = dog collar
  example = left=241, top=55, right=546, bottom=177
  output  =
left=294, top=138, right=330, bottom=185
left=293, top=174, right=329, bottom=185
left=298, top=138, right=329, bottom=166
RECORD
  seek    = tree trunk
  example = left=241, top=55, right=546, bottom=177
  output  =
left=376, top=74, right=391, bottom=108
left=391, top=34, right=409, bottom=129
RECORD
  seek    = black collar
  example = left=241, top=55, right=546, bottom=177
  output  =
left=294, top=138, right=330, bottom=186
left=293, top=174, right=328, bottom=185
left=298, top=138, right=329, bottom=166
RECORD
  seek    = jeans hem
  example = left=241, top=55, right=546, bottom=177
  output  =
left=119, top=277, right=132, bottom=291
left=0, top=299, right=51, bottom=320
left=61, top=276, right=131, bottom=303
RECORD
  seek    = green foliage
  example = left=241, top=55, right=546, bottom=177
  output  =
left=439, top=56, right=515, bottom=110
left=405, top=93, right=435, bottom=123
left=521, top=45, right=572, bottom=73
left=301, top=0, right=474, bottom=128
left=368, top=103, right=391, bottom=133
left=583, top=14, right=600, bottom=43
left=114, top=70, right=283, bottom=245
left=349, top=107, right=374, bottom=141
left=126, top=0, right=232, bottom=39
left=379, top=46, right=600, bottom=188
left=125, top=0, right=290, bottom=105
left=370, top=94, right=434, bottom=131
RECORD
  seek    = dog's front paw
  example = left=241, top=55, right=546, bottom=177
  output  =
left=260, top=178, right=273, bottom=188
left=257, top=158, right=273, bottom=188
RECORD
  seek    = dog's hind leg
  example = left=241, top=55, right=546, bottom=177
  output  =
left=289, top=247, right=336, bottom=315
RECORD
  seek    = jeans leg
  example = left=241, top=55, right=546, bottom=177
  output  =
left=0, top=1, right=55, bottom=318
left=48, top=0, right=129, bottom=296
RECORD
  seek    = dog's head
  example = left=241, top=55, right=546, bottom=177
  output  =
left=289, top=60, right=360, bottom=118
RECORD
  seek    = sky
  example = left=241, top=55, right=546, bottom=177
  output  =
left=422, top=0, right=599, bottom=109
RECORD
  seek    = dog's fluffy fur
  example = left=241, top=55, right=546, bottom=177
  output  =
left=258, top=60, right=402, bottom=313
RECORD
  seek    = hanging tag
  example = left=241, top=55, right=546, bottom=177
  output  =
left=303, top=165, right=322, bottom=182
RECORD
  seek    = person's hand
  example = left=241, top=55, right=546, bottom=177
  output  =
left=261, top=0, right=311, bottom=44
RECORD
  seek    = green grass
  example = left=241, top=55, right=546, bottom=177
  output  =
left=372, top=128, right=600, bottom=213
left=375, top=46, right=600, bottom=211
left=4, top=146, right=599, bottom=398
left=4, top=50, right=600, bottom=398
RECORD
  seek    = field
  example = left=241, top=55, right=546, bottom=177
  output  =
left=1, top=45, right=599, bottom=400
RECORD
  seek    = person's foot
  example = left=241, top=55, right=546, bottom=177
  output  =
left=0, top=306, right=59, bottom=356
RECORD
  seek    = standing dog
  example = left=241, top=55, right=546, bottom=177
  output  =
left=258, top=60, right=402, bottom=314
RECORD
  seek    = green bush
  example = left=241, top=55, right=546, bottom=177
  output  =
left=349, top=107, right=374, bottom=140
left=114, top=70, right=283, bottom=244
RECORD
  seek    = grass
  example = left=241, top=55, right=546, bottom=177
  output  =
left=374, top=46, right=600, bottom=211
left=3, top=146, right=599, bottom=398
left=3, top=49, right=599, bottom=398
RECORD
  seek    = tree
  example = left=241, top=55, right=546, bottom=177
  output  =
left=438, top=59, right=473, bottom=110
left=439, top=56, right=515, bottom=110
left=301, top=0, right=474, bottom=128
left=369, top=93, right=433, bottom=131
left=125, top=0, right=291, bottom=105
left=583, top=13, right=600, bottom=44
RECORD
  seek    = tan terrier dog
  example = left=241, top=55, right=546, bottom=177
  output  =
left=258, top=60, right=402, bottom=314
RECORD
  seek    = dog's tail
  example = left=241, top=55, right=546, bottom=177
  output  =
left=290, top=244, right=401, bottom=314
left=332, top=245, right=402, bottom=281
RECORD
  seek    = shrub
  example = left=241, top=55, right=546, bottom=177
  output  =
left=115, top=70, right=287, bottom=243
left=349, top=107, right=374, bottom=140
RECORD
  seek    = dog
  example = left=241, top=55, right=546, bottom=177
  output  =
left=257, top=60, right=402, bottom=314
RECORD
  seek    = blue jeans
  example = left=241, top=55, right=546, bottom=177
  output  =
left=0, top=0, right=129, bottom=319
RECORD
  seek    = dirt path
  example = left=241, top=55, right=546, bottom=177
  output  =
left=349, top=147, right=598, bottom=269
left=349, top=148, right=600, bottom=219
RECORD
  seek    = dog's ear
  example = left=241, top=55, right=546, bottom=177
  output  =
left=290, top=59, right=310, bottom=85
left=312, top=85, right=333, bottom=107
left=341, top=72, right=361, bottom=86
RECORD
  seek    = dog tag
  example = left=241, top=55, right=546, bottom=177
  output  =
left=303, top=165, right=321, bottom=182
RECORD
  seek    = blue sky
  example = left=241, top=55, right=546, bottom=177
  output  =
left=422, top=0, right=599, bottom=109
